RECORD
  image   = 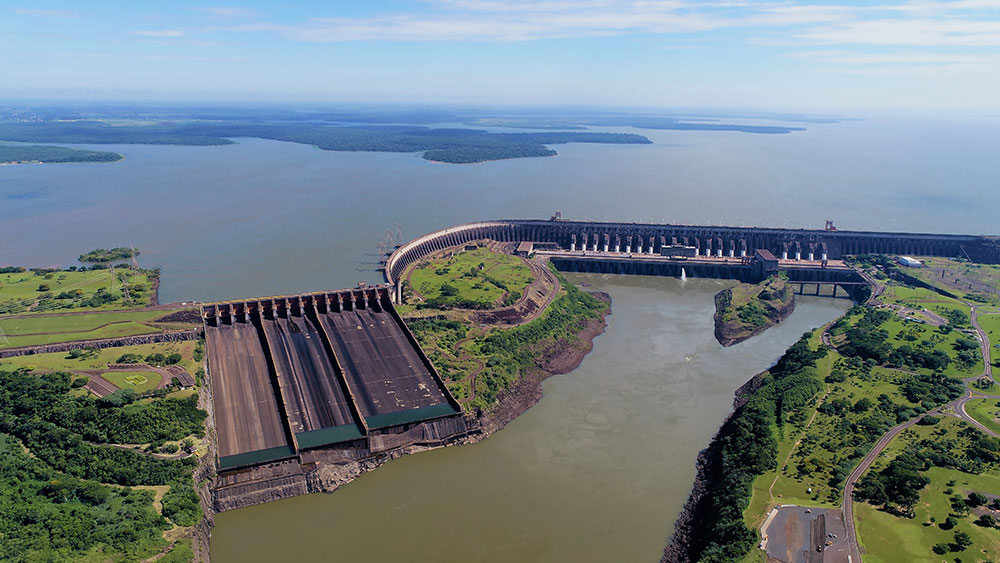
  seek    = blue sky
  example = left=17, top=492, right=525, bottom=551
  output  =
left=3, top=1, right=1000, bottom=112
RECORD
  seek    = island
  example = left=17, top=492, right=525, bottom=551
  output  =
left=713, top=274, right=795, bottom=346
left=0, top=144, right=123, bottom=165
left=0, top=121, right=651, bottom=164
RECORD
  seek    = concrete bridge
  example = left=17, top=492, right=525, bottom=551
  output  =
left=385, top=217, right=1000, bottom=301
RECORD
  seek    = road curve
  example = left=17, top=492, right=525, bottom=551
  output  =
left=844, top=301, right=997, bottom=559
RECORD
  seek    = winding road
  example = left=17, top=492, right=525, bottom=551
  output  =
left=841, top=300, right=998, bottom=561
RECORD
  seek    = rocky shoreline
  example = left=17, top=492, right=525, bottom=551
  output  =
left=476, top=291, right=611, bottom=436
left=661, top=369, right=769, bottom=562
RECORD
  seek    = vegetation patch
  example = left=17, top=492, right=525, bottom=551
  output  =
left=1, top=340, right=199, bottom=377
left=854, top=420, right=1000, bottom=562
left=0, top=366, right=206, bottom=561
left=0, top=267, right=157, bottom=314
left=903, top=256, right=1000, bottom=306
left=967, top=397, right=1000, bottom=436
left=0, top=143, right=122, bottom=165
left=407, top=264, right=607, bottom=412
left=0, top=433, right=170, bottom=562
left=103, top=370, right=160, bottom=393
left=714, top=274, right=795, bottom=346
left=0, top=120, right=653, bottom=164
left=408, top=245, right=535, bottom=310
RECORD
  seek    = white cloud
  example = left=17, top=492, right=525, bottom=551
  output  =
left=212, top=0, right=1000, bottom=46
left=792, top=50, right=996, bottom=64
left=130, top=30, right=187, bottom=38
left=194, top=7, right=259, bottom=19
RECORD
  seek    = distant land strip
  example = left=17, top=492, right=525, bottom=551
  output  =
left=0, top=144, right=123, bottom=165
left=0, top=118, right=798, bottom=163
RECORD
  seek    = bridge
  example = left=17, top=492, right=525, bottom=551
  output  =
left=385, top=217, right=1000, bottom=301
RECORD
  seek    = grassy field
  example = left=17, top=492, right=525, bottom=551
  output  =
left=967, top=397, right=1000, bottom=435
left=880, top=316, right=983, bottom=379
left=855, top=418, right=1000, bottom=563
left=0, top=310, right=194, bottom=349
left=103, top=370, right=162, bottom=393
left=980, top=313, right=1000, bottom=366
left=407, top=246, right=535, bottom=309
left=0, top=341, right=199, bottom=375
left=0, top=309, right=198, bottom=349
left=0, top=268, right=155, bottom=313
left=880, top=284, right=972, bottom=321
left=904, top=257, right=1000, bottom=306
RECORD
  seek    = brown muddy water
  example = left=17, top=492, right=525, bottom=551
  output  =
left=211, top=274, right=850, bottom=562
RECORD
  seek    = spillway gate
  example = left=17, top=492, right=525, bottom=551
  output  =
left=203, top=287, right=463, bottom=471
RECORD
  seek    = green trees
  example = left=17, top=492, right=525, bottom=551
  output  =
left=0, top=369, right=203, bottom=486
left=0, top=435, right=169, bottom=561
left=79, top=248, right=135, bottom=263
left=0, top=144, right=123, bottom=165
left=685, top=334, right=827, bottom=561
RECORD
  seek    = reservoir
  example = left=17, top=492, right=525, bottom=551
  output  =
left=211, top=275, right=850, bottom=562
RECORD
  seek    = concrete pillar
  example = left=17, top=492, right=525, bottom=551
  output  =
left=570, top=242, right=576, bottom=251
left=716, top=248, right=723, bottom=257
left=740, top=249, right=746, bottom=257
left=782, top=251, right=788, bottom=260
left=593, top=242, right=598, bottom=252
left=808, top=252, right=814, bottom=261
left=795, top=251, right=801, bottom=261
left=821, top=253, right=828, bottom=261
left=603, top=243, right=609, bottom=252
left=614, top=243, right=620, bottom=253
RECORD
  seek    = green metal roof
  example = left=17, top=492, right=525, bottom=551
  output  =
left=365, top=403, right=459, bottom=430
left=295, top=424, right=365, bottom=449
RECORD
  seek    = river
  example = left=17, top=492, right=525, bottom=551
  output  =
left=211, top=275, right=850, bottom=562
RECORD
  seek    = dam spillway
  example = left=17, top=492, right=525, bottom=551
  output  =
left=203, top=287, right=464, bottom=473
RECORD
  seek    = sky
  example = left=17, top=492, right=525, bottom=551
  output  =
left=3, top=1, right=1000, bottom=112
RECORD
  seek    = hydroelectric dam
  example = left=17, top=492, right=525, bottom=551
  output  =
left=203, top=215, right=999, bottom=509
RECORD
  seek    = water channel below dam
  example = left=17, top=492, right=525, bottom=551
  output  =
left=211, top=274, right=851, bottom=562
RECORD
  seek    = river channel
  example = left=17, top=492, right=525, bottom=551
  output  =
left=212, top=274, right=850, bottom=562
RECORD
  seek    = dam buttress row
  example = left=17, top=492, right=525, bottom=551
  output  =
left=203, top=287, right=462, bottom=470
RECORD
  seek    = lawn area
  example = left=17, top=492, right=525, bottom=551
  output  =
left=967, top=397, right=1000, bottom=436
left=0, top=309, right=198, bottom=349
left=880, top=316, right=982, bottom=379
left=905, top=257, right=1000, bottom=306
left=102, top=370, right=162, bottom=393
left=856, top=466, right=1000, bottom=563
left=0, top=321, right=160, bottom=348
left=0, top=268, right=155, bottom=313
left=0, top=341, right=199, bottom=375
left=743, top=325, right=841, bottom=534
left=407, top=245, right=535, bottom=309
left=980, top=313, right=1000, bottom=366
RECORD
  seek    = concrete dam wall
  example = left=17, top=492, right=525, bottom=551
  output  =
left=385, top=218, right=1000, bottom=288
